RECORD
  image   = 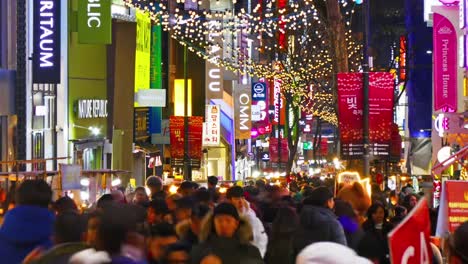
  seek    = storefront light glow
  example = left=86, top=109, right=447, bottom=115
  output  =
left=80, top=191, right=90, bottom=200
left=111, top=178, right=122, bottom=187
left=80, top=178, right=90, bottom=187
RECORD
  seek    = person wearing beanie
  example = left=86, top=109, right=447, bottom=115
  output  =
left=292, top=187, right=347, bottom=256
left=190, top=203, right=263, bottom=264
left=226, top=186, right=268, bottom=258
left=296, top=242, right=372, bottom=264
left=146, top=176, right=166, bottom=200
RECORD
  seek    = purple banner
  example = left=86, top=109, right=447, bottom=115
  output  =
left=433, top=13, right=458, bottom=112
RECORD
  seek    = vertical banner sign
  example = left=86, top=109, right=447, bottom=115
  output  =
left=388, top=198, right=432, bottom=264
left=234, top=84, right=252, bottom=139
left=337, top=73, right=364, bottom=159
left=269, top=138, right=279, bottom=163
left=150, top=24, right=163, bottom=133
left=369, top=72, right=394, bottom=157
left=436, top=181, right=468, bottom=235
left=33, top=0, right=61, bottom=83
left=272, top=77, right=286, bottom=125
left=433, top=13, right=458, bottom=112
left=277, top=0, right=287, bottom=50
left=78, top=0, right=111, bottom=44
left=134, top=11, right=151, bottom=106
left=399, top=36, right=407, bottom=82
left=203, top=105, right=221, bottom=146
left=205, top=20, right=224, bottom=101
left=269, top=138, right=288, bottom=163
left=188, top=116, right=204, bottom=162
left=169, top=116, right=185, bottom=162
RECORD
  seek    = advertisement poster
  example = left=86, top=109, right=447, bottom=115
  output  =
left=436, top=181, right=468, bottom=235
left=203, top=105, right=221, bottom=146
left=337, top=72, right=394, bottom=159
left=388, top=198, right=432, bottom=264
left=134, top=10, right=151, bottom=106
left=271, top=78, right=286, bottom=125
left=60, top=164, right=81, bottom=191
left=169, top=116, right=184, bottom=160
left=433, top=13, right=458, bottom=112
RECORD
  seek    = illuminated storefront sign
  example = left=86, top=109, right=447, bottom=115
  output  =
left=77, top=99, right=108, bottom=119
left=206, top=21, right=224, bottom=101
left=33, top=0, right=61, bottom=83
left=78, top=0, right=112, bottom=44
left=203, top=105, right=221, bottom=146
left=234, top=84, right=252, bottom=139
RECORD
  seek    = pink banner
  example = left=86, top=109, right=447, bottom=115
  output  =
left=369, top=72, right=394, bottom=156
left=337, top=73, right=364, bottom=158
left=433, top=13, right=458, bottom=112
left=337, top=72, right=394, bottom=159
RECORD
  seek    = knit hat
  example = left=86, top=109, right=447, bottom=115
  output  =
left=296, top=242, right=372, bottom=264
left=213, top=203, right=239, bottom=220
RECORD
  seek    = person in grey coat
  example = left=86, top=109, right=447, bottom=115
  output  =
left=293, top=187, right=347, bottom=256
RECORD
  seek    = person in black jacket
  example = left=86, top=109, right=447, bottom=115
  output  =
left=292, top=187, right=347, bottom=256
left=190, top=203, right=263, bottom=264
left=361, top=202, right=393, bottom=264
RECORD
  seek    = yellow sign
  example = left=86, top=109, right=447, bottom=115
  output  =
left=337, top=171, right=372, bottom=197
left=134, top=10, right=151, bottom=106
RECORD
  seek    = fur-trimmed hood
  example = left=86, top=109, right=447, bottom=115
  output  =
left=198, top=211, right=254, bottom=245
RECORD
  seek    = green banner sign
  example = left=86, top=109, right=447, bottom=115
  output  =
left=150, top=24, right=162, bottom=89
left=78, top=0, right=112, bottom=44
left=134, top=10, right=151, bottom=106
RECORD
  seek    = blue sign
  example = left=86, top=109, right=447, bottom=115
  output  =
left=252, top=82, right=267, bottom=101
left=33, top=0, right=61, bottom=83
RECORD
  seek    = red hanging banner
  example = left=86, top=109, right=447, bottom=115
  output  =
left=169, top=116, right=185, bottom=160
left=188, top=116, right=203, bottom=161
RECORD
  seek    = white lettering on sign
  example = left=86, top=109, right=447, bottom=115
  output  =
left=208, top=69, right=221, bottom=92
left=39, top=0, right=55, bottom=67
left=239, top=93, right=251, bottom=130
left=78, top=99, right=108, bottom=119
left=401, top=232, right=430, bottom=264
left=87, top=0, right=101, bottom=28
left=273, top=78, right=282, bottom=123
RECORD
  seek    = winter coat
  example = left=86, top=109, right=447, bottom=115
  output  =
left=176, top=219, right=199, bottom=250
left=243, top=203, right=268, bottom=258
left=0, top=205, right=55, bottom=264
left=338, top=215, right=365, bottom=251
left=190, top=212, right=264, bottom=264
left=264, top=233, right=295, bottom=264
left=293, top=205, right=347, bottom=255
left=362, top=220, right=393, bottom=264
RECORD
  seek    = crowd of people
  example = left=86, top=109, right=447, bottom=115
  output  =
left=0, top=176, right=467, bottom=264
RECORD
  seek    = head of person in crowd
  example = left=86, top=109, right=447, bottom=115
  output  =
left=53, top=196, right=78, bottom=215
left=175, top=197, right=194, bottom=223
left=194, top=188, right=212, bottom=208
left=448, top=221, right=468, bottom=264
left=268, top=185, right=283, bottom=203
left=226, top=186, right=246, bottom=213
left=298, top=242, right=372, bottom=264
left=148, top=198, right=170, bottom=225
left=85, top=211, right=101, bottom=246
left=303, top=186, right=334, bottom=209
left=96, top=194, right=115, bottom=209
left=147, top=176, right=164, bottom=199
left=111, top=189, right=126, bottom=204
left=166, top=193, right=182, bottom=212
left=148, top=223, right=179, bottom=263
left=391, top=205, right=407, bottom=225
left=16, top=179, right=53, bottom=208
left=271, top=206, right=299, bottom=238
left=54, top=211, right=86, bottom=244
left=403, top=193, right=419, bottom=212
left=189, top=204, right=210, bottom=237
left=366, top=203, right=388, bottom=226
left=255, top=179, right=266, bottom=192
left=301, top=185, right=314, bottom=198
left=178, top=181, right=196, bottom=197
left=206, top=203, right=244, bottom=239
left=207, top=176, right=219, bottom=189
left=162, top=242, right=191, bottom=264
left=94, top=205, right=138, bottom=256
left=133, top=186, right=149, bottom=206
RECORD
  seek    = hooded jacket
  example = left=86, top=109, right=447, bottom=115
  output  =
left=0, top=205, right=55, bottom=264
left=293, top=205, right=347, bottom=255
left=190, top=212, right=264, bottom=264
left=242, top=201, right=268, bottom=258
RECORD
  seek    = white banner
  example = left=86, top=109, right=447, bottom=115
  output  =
left=203, top=105, right=221, bottom=146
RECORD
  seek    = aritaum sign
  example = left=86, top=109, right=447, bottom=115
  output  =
left=33, top=0, right=61, bottom=83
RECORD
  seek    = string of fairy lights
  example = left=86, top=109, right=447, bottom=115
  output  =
left=123, top=0, right=364, bottom=125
